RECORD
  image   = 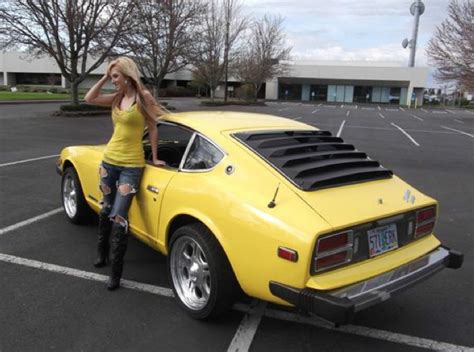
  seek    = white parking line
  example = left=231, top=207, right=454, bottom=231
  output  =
left=0, top=253, right=174, bottom=297
left=317, top=103, right=322, bottom=107
left=361, top=107, right=374, bottom=111
left=432, top=111, right=447, bottom=114
left=391, top=123, right=420, bottom=146
left=441, top=126, right=474, bottom=138
left=0, top=154, right=59, bottom=168
left=399, top=107, right=406, bottom=112
left=227, top=300, right=267, bottom=352
left=1, top=253, right=472, bottom=352
left=263, top=309, right=472, bottom=352
left=465, top=110, right=474, bottom=115
left=454, top=119, right=464, bottom=124
left=420, top=108, right=428, bottom=113
left=377, top=106, right=381, bottom=111
left=346, top=110, right=350, bottom=116
left=378, top=113, right=385, bottom=119
left=337, top=120, right=346, bottom=137
left=446, top=110, right=456, bottom=115
left=411, top=114, right=424, bottom=121
left=0, top=208, right=63, bottom=236
left=278, top=108, right=289, bottom=112
left=311, top=109, right=319, bottom=114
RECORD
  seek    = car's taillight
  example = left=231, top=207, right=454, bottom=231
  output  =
left=415, top=206, right=437, bottom=238
left=314, top=231, right=353, bottom=272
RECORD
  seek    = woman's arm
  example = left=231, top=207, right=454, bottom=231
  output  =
left=143, top=91, right=166, bottom=166
left=84, top=74, right=116, bottom=106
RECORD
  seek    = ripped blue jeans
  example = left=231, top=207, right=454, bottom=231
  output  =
left=99, top=161, right=144, bottom=232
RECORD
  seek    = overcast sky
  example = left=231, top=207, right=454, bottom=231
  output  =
left=241, top=0, right=450, bottom=85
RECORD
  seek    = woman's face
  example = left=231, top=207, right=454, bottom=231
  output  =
left=109, top=67, right=127, bottom=92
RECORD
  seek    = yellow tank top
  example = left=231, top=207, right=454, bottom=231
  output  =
left=103, top=104, right=146, bottom=167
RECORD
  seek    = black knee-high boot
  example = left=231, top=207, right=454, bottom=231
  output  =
left=94, top=213, right=112, bottom=268
left=107, top=223, right=128, bottom=290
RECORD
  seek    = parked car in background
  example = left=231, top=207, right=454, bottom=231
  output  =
left=57, top=111, right=463, bottom=324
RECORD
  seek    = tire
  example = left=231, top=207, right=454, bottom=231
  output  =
left=168, top=223, right=238, bottom=319
left=61, top=167, right=94, bottom=224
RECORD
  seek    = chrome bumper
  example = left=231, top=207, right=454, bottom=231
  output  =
left=269, top=246, right=463, bottom=325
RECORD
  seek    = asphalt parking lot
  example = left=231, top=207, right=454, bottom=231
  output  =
left=1, top=99, right=473, bottom=351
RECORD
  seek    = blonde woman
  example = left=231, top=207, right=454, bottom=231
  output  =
left=85, top=57, right=167, bottom=290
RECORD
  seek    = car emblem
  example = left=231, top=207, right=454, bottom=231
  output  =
left=404, top=189, right=416, bottom=204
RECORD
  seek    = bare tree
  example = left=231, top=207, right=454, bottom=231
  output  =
left=222, top=0, right=247, bottom=102
left=233, top=15, right=291, bottom=102
left=0, top=0, right=134, bottom=105
left=426, top=0, right=474, bottom=90
left=122, top=0, right=206, bottom=98
left=191, top=0, right=225, bottom=100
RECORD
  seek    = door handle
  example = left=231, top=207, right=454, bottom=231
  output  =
left=146, top=185, right=159, bottom=194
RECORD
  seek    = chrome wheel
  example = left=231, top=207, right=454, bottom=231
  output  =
left=62, top=173, right=77, bottom=219
left=170, top=235, right=211, bottom=311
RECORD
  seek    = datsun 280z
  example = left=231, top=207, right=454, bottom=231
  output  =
left=57, top=111, right=463, bottom=324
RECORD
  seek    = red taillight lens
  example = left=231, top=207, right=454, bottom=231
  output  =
left=314, top=231, right=353, bottom=272
left=317, top=232, right=349, bottom=252
left=315, top=252, right=350, bottom=271
left=415, top=206, right=436, bottom=238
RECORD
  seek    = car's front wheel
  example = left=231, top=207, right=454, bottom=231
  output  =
left=61, top=167, right=94, bottom=224
left=168, top=223, right=238, bottom=319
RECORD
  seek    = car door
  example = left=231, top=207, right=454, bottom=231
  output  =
left=128, top=123, right=194, bottom=247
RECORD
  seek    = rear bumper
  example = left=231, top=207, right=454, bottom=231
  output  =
left=269, top=246, right=463, bottom=325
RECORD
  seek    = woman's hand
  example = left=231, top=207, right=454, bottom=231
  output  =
left=153, top=159, right=167, bottom=167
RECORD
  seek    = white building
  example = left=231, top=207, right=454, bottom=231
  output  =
left=1, top=52, right=429, bottom=106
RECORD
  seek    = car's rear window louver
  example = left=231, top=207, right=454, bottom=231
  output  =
left=233, top=130, right=393, bottom=191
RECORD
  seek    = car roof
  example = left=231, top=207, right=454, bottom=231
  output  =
left=161, top=111, right=313, bottom=134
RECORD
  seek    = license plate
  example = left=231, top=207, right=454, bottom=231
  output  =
left=368, top=224, right=398, bottom=257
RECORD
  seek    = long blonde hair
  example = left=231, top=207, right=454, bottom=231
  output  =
left=107, top=57, right=160, bottom=121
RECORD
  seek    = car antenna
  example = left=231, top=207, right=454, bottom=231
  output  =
left=268, top=183, right=280, bottom=208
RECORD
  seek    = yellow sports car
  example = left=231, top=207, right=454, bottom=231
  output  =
left=57, top=111, right=463, bottom=324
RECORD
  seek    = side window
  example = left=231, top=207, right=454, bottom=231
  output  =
left=143, top=123, right=193, bottom=168
left=183, top=135, right=224, bottom=170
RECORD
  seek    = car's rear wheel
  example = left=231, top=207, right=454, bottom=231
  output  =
left=61, top=167, right=94, bottom=224
left=168, top=223, right=237, bottom=319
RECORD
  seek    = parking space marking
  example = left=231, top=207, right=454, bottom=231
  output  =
left=311, top=109, right=319, bottom=114
left=346, top=110, right=350, bottom=116
left=0, top=253, right=174, bottom=297
left=391, top=123, right=420, bottom=146
left=399, top=107, right=406, bottom=112
left=278, top=107, right=289, bottom=112
left=263, top=309, right=473, bottom=352
left=420, top=108, right=428, bottom=113
left=411, top=114, right=424, bottom=121
left=2, top=252, right=472, bottom=352
left=337, top=120, right=346, bottom=137
left=441, top=126, right=474, bottom=138
left=432, top=111, right=447, bottom=114
left=446, top=110, right=456, bottom=115
left=227, top=300, right=267, bottom=352
left=377, top=106, right=381, bottom=110
left=361, top=107, right=375, bottom=111
left=0, top=154, right=59, bottom=168
left=378, top=113, right=385, bottom=119
left=465, top=110, right=474, bottom=115
left=454, top=119, right=465, bottom=124
left=0, top=208, right=63, bottom=236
